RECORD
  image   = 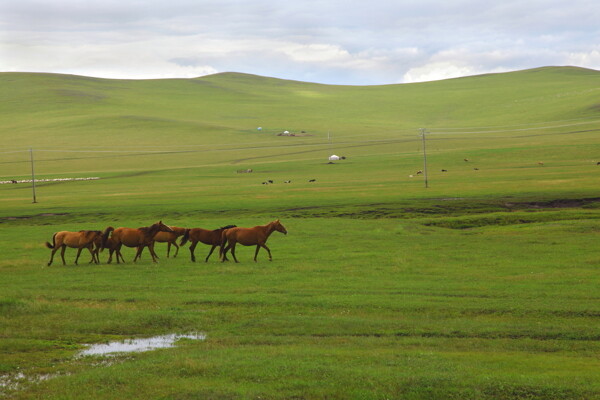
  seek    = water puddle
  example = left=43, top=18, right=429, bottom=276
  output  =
left=79, top=333, right=206, bottom=356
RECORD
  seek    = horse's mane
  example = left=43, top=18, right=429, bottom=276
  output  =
left=82, top=230, right=101, bottom=239
left=216, top=224, right=237, bottom=231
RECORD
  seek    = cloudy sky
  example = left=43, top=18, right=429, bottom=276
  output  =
left=1, top=0, right=599, bottom=85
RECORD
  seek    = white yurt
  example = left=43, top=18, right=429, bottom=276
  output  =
left=329, top=155, right=340, bottom=161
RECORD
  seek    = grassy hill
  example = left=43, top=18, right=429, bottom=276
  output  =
left=1, top=66, right=600, bottom=215
left=2, top=66, right=599, bottom=145
left=2, top=67, right=600, bottom=399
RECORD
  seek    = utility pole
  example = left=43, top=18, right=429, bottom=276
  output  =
left=420, top=128, right=429, bottom=188
left=30, top=148, right=37, bottom=203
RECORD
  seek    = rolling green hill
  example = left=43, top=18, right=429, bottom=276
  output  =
left=1, top=66, right=600, bottom=214
left=2, top=66, right=599, bottom=146
left=2, top=67, right=600, bottom=399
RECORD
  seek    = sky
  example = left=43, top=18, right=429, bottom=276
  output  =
left=1, top=0, right=599, bottom=85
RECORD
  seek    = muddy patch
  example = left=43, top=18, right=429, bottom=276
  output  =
left=505, top=197, right=600, bottom=209
left=1, top=213, right=68, bottom=221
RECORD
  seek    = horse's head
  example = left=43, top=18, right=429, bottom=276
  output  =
left=273, top=219, right=287, bottom=235
left=155, top=220, right=174, bottom=233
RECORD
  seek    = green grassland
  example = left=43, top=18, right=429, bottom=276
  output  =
left=1, top=67, right=600, bottom=399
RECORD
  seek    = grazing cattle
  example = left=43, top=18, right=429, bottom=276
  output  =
left=268, top=180, right=273, bottom=184
left=474, top=168, right=479, bottom=171
left=597, top=162, right=600, bottom=165
left=441, top=169, right=447, bottom=172
left=416, top=170, right=423, bottom=175
left=284, top=180, right=291, bottom=183
left=309, top=179, right=316, bottom=182
left=45, top=227, right=112, bottom=266
left=11, top=180, right=17, bottom=184
left=464, top=158, right=469, bottom=162
left=180, top=225, right=237, bottom=262
left=538, top=162, right=544, bottom=166
left=262, top=182, right=268, bottom=185
left=153, top=226, right=187, bottom=258
left=108, top=221, right=173, bottom=263
left=220, top=220, right=287, bottom=263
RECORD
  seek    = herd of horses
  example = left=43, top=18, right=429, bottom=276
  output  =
left=45, top=220, right=288, bottom=266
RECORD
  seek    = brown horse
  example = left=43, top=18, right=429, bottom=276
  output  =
left=152, top=226, right=187, bottom=258
left=220, top=220, right=287, bottom=262
left=108, top=221, right=173, bottom=263
left=93, top=234, right=125, bottom=264
left=45, top=227, right=112, bottom=266
left=180, top=225, right=237, bottom=262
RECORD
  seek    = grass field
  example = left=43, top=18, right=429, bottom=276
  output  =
left=1, top=67, right=600, bottom=399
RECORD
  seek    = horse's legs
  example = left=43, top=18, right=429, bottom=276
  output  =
left=219, top=240, right=228, bottom=261
left=107, top=249, right=114, bottom=264
left=254, top=245, right=261, bottom=262
left=115, top=244, right=123, bottom=264
left=230, top=242, right=239, bottom=263
left=60, top=245, right=67, bottom=265
left=89, top=246, right=97, bottom=264
left=88, top=246, right=98, bottom=264
left=220, top=246, right=229, bottom=261
left=133, top=246, right=144, bottom=262
left=74, top=247, right=83, bottom=265
left=205, top=245, right=217, bottom=262
left=172, top=241, right=179, bottom=258
left=151, top=243, right=160, bottom=263
left=166, top=242, right=171, bottom=258
left=220, top=243, right=231, bottom=262
left=261, top=244, right=273, bottom=261
left=47, top=247, right=59, bottom=266
left=189, top=241, right=198, bottom=262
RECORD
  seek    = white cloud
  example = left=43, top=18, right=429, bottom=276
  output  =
left=1, top=0, right=599, bottom=84
left=403, top=62, right=478, bottom=83
left=565, top=50, right=600, bottom=70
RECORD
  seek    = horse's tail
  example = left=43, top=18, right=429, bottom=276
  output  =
left=101, top=226, right=114, bottom=251
left=45, top=233, right=57, bottom=249
left=180, top=229, right=190, bottom=246
left=219, top=229, right=230, bottom=258
left=220, top=229, right=228, bottom=247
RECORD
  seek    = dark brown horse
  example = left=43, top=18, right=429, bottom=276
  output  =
left=180, top=225, right=237, bottom=262
left=220, top=220, right=287, bottom=262
left=45, top=227, right=112, bottom=266
left=93, top=234, right=125, bottom=264
left=108, top=221, right=173, bottom=263
left=152, top=226, right=187, bottom=258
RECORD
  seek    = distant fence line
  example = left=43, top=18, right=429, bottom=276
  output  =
left=0, top=177, right=100, bottom=185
